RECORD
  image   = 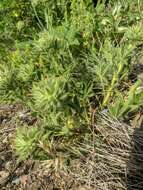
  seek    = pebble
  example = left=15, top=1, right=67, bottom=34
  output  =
left=12, top=176, right=20, bottom=185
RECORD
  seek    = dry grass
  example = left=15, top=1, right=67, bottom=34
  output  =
left=66, top=113, right=143, bottom=190
left=1, top=105, right=143, bottom=190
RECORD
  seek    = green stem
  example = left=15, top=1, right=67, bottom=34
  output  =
left=102, top=62, right=123, bottom=107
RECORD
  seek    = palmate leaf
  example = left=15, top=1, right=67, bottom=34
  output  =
left=36, top=23, right=79, bottom=50
left=86, top=38, right=132, bottom=99
left=123, top=23, right=143, bottom=44
left=0, top=64, right=15, bottom=94
left=17, top=63, right=35, bottom=83
left=15, top=126, right=39, bottom=160
left=31, top=76, right=67, bottom=114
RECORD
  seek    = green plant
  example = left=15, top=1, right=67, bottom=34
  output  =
left=109, top=80, right=143, bottom=118
left=14, top=126, right=39, bottom=160
left=32, top=76, right=67, bottom=114
left=0, top=0, right=143, bottom=161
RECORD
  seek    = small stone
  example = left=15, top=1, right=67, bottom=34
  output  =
left=102, top=109, right=108, bottom=113
left=12, top=176, right=20, bottom=185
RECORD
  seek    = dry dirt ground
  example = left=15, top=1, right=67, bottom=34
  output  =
left=0, top=104, right=143, bottom=190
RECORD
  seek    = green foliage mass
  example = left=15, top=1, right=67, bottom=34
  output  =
left=0, top=0, right=143, bottom=161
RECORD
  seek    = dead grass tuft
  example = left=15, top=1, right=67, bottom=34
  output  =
left=67, top=113, right=143, bottom=190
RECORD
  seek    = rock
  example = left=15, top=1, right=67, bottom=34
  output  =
left=12, top=176, right=20, bottom=185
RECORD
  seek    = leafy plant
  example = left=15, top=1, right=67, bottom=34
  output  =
left=109, top=80, right=143, bottom=118
left=32, top=76, right=67, bottom=114
left=0, top=0, right=143, bottom=161
left=14, top=126, right=39, bottom=160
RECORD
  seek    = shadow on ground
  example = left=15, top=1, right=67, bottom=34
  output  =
left=127, top=119, right=143, bottom=190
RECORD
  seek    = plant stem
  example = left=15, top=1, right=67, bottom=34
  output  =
left=102, top=62, right=123, bottom=107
